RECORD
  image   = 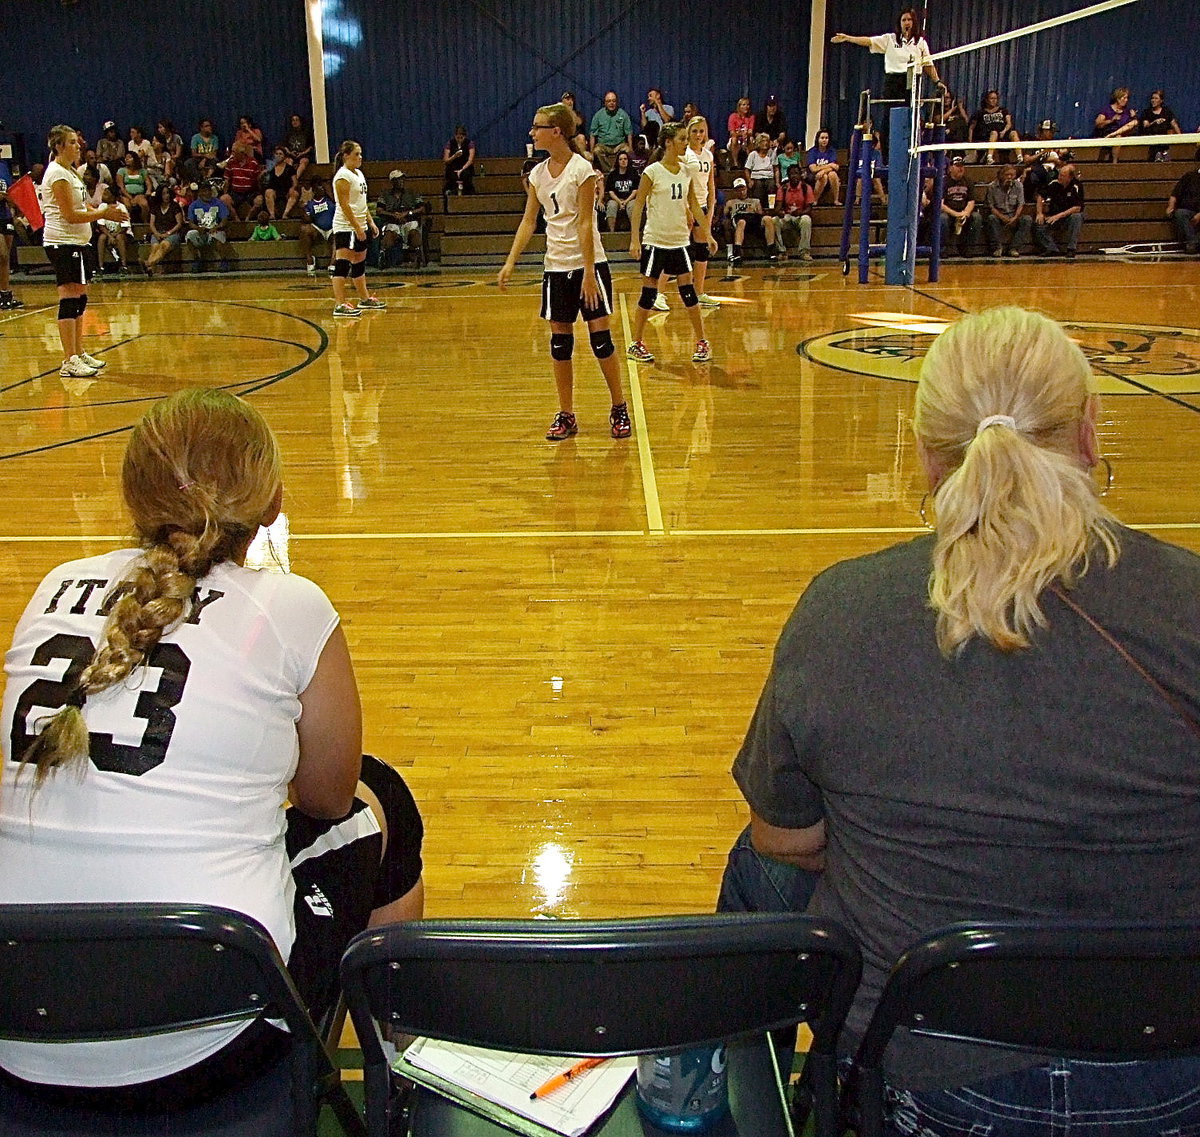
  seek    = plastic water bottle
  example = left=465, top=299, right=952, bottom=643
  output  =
left=636, top=1045, right=729, bottom=1132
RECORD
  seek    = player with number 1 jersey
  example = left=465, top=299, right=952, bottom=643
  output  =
left=499, top=103, right=630, bottom=441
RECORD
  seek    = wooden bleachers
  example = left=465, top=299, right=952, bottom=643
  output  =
left=13, top=148, right=1195, bottom=275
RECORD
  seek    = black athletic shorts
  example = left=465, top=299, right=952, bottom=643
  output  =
left=44, top=243, right=96, bottom=287
left=688, top=230, right=711, bottom=263
left=285, top=753, right=424, bottom=1025
left=639, top=244, right=693, bottom=278
left=540, top=262, right=614, bottom=323
left=0, top=219, right=14, bottom=238
left=333, top=230, right=369, bottom=252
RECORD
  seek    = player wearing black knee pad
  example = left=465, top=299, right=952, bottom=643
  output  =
left=499, top=102, right=632, bottom=440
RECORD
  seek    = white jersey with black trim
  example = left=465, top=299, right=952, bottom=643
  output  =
left=682, top=144, right=715, bottom=211
left=332, top=165, right=370, bottom=232
left=641, top=160, right=692, bottom=249
left=0, top=549, right=339, bottom=1086
left=41, top=161, right=92, bottom=245
left=529, top=152, right=605, bottom=273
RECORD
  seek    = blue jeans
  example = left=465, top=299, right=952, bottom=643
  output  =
left=1034, top=214, right=1082, bottom=255
left=716, top=825, right=819, bottom=913
left=889, top=1057, right=1200, bottom=1137
left=1172, top=209, right=1199, bottom=253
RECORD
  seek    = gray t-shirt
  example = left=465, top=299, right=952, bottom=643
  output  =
left=733, top=528, right=1200, bottom=1090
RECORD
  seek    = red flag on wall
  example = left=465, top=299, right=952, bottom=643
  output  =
left=7, top=175, right=44, bottom=231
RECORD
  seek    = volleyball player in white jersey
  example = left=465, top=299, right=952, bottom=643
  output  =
left=40, top=125, right=128, bottom=378
left=331, top=139, right=385, bottom=317
left=628, top=122, right=716, bottom=364
left=0, top=389, right=424, bottom=1106
left=499, top=103, right=630, bottom=441
left=682, top=116, right=720, bottom=308
left=652, top=117, right=720, bottom=313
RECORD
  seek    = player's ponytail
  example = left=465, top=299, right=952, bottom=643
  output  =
left=915, top=307, right=1119, bottom=656
left=19, top=389, right=282, bottom=790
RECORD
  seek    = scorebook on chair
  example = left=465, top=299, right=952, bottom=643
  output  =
left=396, top=1038, right=637, bottom=1137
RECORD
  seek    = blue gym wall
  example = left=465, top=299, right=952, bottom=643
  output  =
left=821, top=0, right=1199, bottom=150
left=0, top=1, right=1193, bottom=166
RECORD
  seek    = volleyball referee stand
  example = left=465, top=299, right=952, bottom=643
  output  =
left=839, top=90, right=948, bottom=285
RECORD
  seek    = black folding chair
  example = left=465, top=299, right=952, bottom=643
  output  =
left=848, top=920, right=1200, bottom=1137
left=341, top=913, right=861, bottom=1137
left=0, top=903, right=365, bottom=1136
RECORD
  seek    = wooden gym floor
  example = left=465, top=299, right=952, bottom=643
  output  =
left=2, top=259, right=1199, bottom=920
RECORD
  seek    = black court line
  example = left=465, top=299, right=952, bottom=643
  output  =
left=0, top=301, right=329, bottom=460
left=1, top=337, right=142, bottom=396
left=0, top=335, right=313, bottom=411
left=901, top=275, right=1200, bottom=418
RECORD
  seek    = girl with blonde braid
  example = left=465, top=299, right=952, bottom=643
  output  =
left=0, top=388, right=423, bottom=1106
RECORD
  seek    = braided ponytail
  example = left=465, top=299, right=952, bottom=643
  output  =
left=20, top=389, right=281, bottom=788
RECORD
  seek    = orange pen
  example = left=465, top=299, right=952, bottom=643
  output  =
left=529, top=1057, right=607, bottom=1100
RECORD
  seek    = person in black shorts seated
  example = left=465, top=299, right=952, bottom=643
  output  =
left=0, top=388, right=425, bottom=1110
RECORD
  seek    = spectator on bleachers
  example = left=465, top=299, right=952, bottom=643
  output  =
left=1093, top=88, right=1138, bottom=162
left=190, top=118, right=221, bottom=162
left=1023, top=147, right=1059, bottom=204
left=807, top=129, right=841, bottom=205
left=940, top=90, right=970, bottom=155
left=299, top=180, right=335, bottom=275
left=757, top=96, right=789, bottom=149
left=443, top=124, right=477, bottom=195
left=775, top=140, right=802, bottom=190
left=559, top=92, right=591, bottom=157
left=95, top=186, right=134, bottom=275
left=970, top=90, right=1022, bottom=165
left=629, top=134, right=652, bottom=178
left=854, top=131, right=888, bottom=205
left=639, top=88, right=674, bottom=149
left=604, top=150, right=638, bottom=231
left=376, top=170, right=429, bottom=267
left=723, top=177, right=775, bottom=263
left=1167, top=162, right=1200, bottom=254
left=144, top=183, right=184, bottom=276
left=985, top=164, right=1031, bottom=257
left=263, top=145, right=299, bottom=220
left=155, top=119, right=184, bottom=163
left=145, top=137, right=173, bottom=192
left=80, top=168, right=105, bottom=210
left=934, top=155, right=979, bottom=256
left=590, top=93, right=633, bottom=174
left=234, top=115, right=265, bottom=161
left=282, top=114, right=314, bottom=183
left=1035, top=162, right=1084, bottom=257
left=744, top=133, right=777, bottom=208
left=78, top=149, right=112, bottom=189
left=126, top=124, right=153, bottom=165
left=726, top=97, right=755, bottom=170
left=250, top=209, right=282, bottom=241
left=773, top=163, right=815, bottom=262
left=96, top=121, right=125, bottom=179
left=221, top=142, right=264, bottom=220
left=185, top=181, right=231, bottom=273
left=116, top=152, right=151, bottom=223
left=0, top=178, right=23, bottom=309
left=1139, top=91, right=1181, bottom=162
